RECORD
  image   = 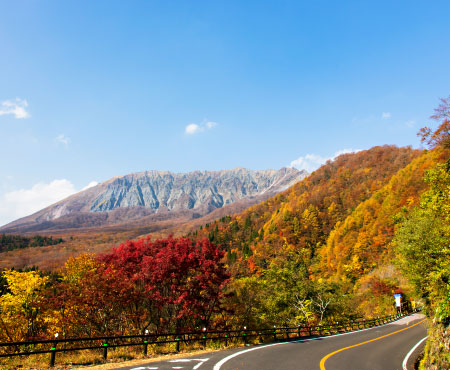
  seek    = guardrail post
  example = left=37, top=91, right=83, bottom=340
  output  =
left=50, top=342, right=57, bottom=367
left=202, top=327, right=207, bottom=348
left=224, top=334, right=228, bottom=347
left=243, top=327, right=248, bottom=345
left=143, top=330, right=149, bottom=356
left=176, top=337, right=180, bottom=352
left=273, top=325, right=277, bottom=341
left=49, top=332, right=59, bottom=367
left=103, top=342, right=108, bottom=360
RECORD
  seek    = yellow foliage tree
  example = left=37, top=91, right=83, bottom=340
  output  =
left=0, top=270, right=49, bottom=342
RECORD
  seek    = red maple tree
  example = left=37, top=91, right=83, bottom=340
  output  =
left=99, top=236, right=230, bottom=332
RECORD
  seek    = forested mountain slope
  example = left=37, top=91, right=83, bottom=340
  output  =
left=320, top=148, right=446, bottom=283
left=191, top=145, right=422, bottom=275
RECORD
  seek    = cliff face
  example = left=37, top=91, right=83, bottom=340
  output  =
left=0, top=167, right=307, bottom=233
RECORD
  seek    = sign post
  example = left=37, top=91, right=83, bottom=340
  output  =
left=394, top=293, right=402, bottom=314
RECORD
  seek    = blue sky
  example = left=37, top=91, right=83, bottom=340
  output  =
left=1, top=1, right=450, bottom=226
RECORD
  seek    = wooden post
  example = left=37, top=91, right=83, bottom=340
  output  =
left=49, top=342, right=57, bottom=367
left=143, top=330, right=149, bottom=356
left=103, top=343, right=108, bottom=360
left=143, top=339, right=148, bottom=356
left=50, top=332, right=59, bottom=367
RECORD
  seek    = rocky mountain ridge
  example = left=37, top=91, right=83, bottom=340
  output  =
left=1, top=167, right=307, bottom=234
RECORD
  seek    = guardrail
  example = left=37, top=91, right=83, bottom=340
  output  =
left=0, top=308, right=421, bottom=367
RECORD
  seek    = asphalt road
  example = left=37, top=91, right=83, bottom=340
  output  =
left=113, top=313, right=427, bottom=370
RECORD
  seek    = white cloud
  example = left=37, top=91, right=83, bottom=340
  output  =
left=0, top=98, right=30, bottom=119
left=290, top=149, right=361, bottom=172
left=82, top=181, right=98, bottom=190
left=333, top=148, right=359, bottom=157
left=185, top=120, right=218, bottom=135
left=0, top=179, right=97, bottom=227
left=185, top=123, right=202, bottom=135
left=382, top=112, right=391, bottom=119
left=55, top=133, right=71, bottom=146
left=405, top=120, right=415, bottom=128
left=290, top=154, right=328, bottom=173
left=206, top=121, right=217, bottom=129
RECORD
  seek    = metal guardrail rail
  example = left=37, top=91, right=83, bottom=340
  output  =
left=0, top=309, right=421, bottom=367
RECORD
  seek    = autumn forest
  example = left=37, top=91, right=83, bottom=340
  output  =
left=1, top=98, right=450, bottom=368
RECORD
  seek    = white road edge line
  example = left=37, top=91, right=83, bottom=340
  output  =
left=402, top=336, right=427, bottom=370
left=213, top=315, right=423, bottom=370
left=193, top=362, right=205, bottom=370
left=193, top=359, right=209, bottom=369
left=168, top=358, right=209, bottom=369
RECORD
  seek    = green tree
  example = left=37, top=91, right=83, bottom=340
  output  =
left=394, top=157, right=450, bottom=322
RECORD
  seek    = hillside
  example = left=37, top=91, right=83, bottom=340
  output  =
left=192, top=146, right=422, bottom=272
left=320, top=148, right=445, bottom=283
left=188, top=145, right=446, bottom=319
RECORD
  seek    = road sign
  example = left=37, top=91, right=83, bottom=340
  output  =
left=394, top=294, right=401, bottom=307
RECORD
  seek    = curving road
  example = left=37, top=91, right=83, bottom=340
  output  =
left=113, top=313, right=427, bottom=370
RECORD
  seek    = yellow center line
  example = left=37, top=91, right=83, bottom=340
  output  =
left=319, top=319, right=426, bottom=370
